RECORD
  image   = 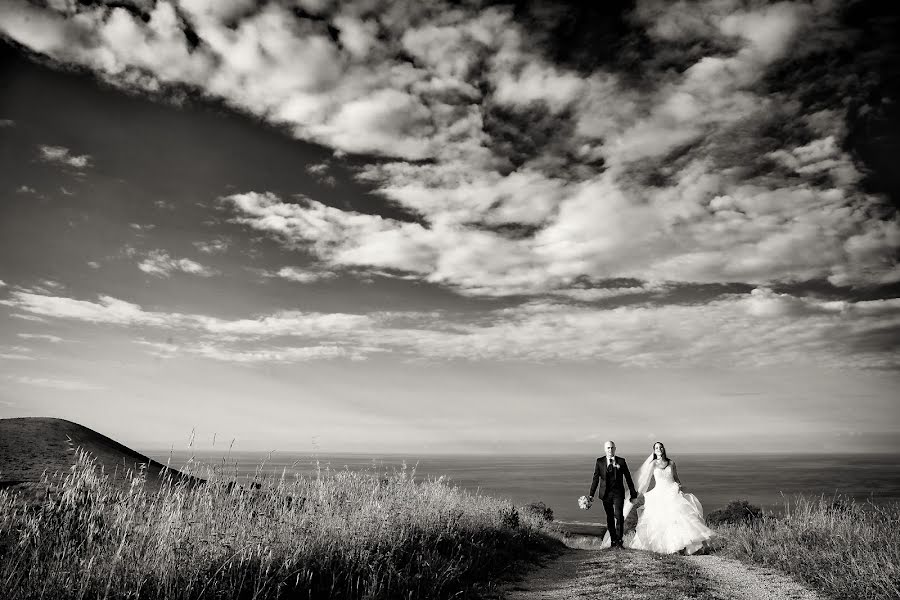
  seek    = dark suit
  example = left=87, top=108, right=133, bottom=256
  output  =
left=589, top=456, right=637, bottom=544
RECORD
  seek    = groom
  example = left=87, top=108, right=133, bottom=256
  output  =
left=588, top=440, right=638, bottom=548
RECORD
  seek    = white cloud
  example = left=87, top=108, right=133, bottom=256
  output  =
left=38, top=144, right=91, bottom=169
left=224, top=192, right=439, bottom=275
left=5, top=375, right=104, bottom=391
left=136, top=338, right=357, bottom=363
left=188, top=343, right=348, bottom=363
left=193, top=238, right=230, bottom=254
left=9, top=313, right=48, bottom=322
left=5, top=292, right=170, bottom=326
left=0, top=0, right=895, bottom=295
left=0, top=353, right=36, bottom=361
left=0, top=119, right=14, bottom=127
left=17, top=333, right=65, bottom=342
left=267, top=266, right=337, bottom=283
left=4, top=290, right=372, bottom=338
left=17, top=185, right=36, bottom=194
left=137, top=249, right=217, bottom=277
left=4, top=287, right=898, bottom=368
left=549, top=284, right=664, bottom=302
left=492, top=62, right=586, bottom=113
left=378, top=289, right=900, bottom=369
left=223, top=173, right=899, bottom=295
left=767, top=136, right=861, bottom=186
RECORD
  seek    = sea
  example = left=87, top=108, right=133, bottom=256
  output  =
left=145, top=451, right=900, bottom=527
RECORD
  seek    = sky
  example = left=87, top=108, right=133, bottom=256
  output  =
left=0, top=0, right=898, bottom=455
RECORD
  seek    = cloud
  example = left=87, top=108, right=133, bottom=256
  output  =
left=0, top=353, right=36, bottom=361
left=136, top=339, right=356, bottom=363
left=137, top=249, right=217, bottom=277
left=266, top=266, right=337, bottom=284
left=4, top=292, right=169, bottom=326
left=224, top=192, right=439, bottom=275
left=0, top=119, right=14, bottom=127
left=9, top=313, right=48, bottom=322
left=186, top=344, right=349, bottom=363
left=548, top=284, right=665, bottom=303
left=492, top=62, right=586, bottom=114
left=3, top=287, right=897, bottom=369
left=17, top=185, right=36, bottom=194
left=0, top=0, right=896, bottom=296
left=5, top=375, right=104, bottom=391
left=306, top=161, right=336, bottom=186
left=129, top=223, right=156, bottom=232
left=192, top=238, right=230, bottom=254
left=4, top=290, right=372, bottom=338
left=38, top=144, right=91, bottom=169
left=17, top=333, right=64, bottom=342
left=379, top=289, right=900, bottom=369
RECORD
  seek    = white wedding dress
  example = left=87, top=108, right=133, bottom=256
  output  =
left=626, top=463, right=714, bottom=554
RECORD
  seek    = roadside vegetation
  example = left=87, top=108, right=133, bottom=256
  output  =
left=0, top=450, right=561, bottom=600
left=712, top=495, right=900, bottom=600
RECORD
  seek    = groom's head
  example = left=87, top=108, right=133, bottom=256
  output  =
left=604, top=441, right=616, bottom=458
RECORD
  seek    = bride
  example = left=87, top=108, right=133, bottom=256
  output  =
left=626, top=441, right=715, bottom=554
left=601, top=441, right=714, bottom=553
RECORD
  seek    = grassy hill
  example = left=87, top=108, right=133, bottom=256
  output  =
left=0, top=417, right=197, bottom=493
left=0, top=417, right=561, bottom=600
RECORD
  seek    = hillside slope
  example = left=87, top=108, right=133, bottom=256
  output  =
left=0, top=417, right=197, bottom=491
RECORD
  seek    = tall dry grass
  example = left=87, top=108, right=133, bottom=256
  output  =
left=717, top=495, right=900, bottom=600
left=0, top=450, right=560, bottom=600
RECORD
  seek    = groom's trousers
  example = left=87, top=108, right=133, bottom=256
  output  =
left=602, top=492, right=625, bottom=543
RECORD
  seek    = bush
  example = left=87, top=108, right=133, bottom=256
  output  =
left=500, top=505, right=520, bottom=529
left=706, top=499, right=762, bottom=526
left=524, top=501, right=554, bottom=522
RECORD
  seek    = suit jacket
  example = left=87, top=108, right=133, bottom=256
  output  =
left=589, top=456, right=637, bottom=500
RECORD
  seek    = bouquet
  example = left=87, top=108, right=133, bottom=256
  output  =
left=577, top=495, right=592, bottom=510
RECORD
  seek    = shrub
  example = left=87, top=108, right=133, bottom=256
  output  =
left=524, top=501, right=554, bottom=522
left=500, top=505, right=520, bottom=529
left=706, top=499, right=762, bottom=526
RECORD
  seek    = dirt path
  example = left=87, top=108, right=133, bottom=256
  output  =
left=683, top=555, right=826, bottom=600
left=501, top=545, right=828, bottom=600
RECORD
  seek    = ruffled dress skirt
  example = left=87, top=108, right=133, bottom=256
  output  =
left=627, top=482, right=715, bottom=554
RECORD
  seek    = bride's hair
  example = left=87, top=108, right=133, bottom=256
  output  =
left=652, top=441, right=668, bottom=460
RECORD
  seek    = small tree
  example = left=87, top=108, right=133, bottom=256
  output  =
left=524, top=501, right=554, bottom=522
left=500, top=505, right=520, bottom=529
left=706, top=499, right=763, bottom=526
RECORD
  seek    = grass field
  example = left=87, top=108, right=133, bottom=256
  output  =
left=717, top=495, right=900, bottom=600
left=0, top=449, right=561, bottom=600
